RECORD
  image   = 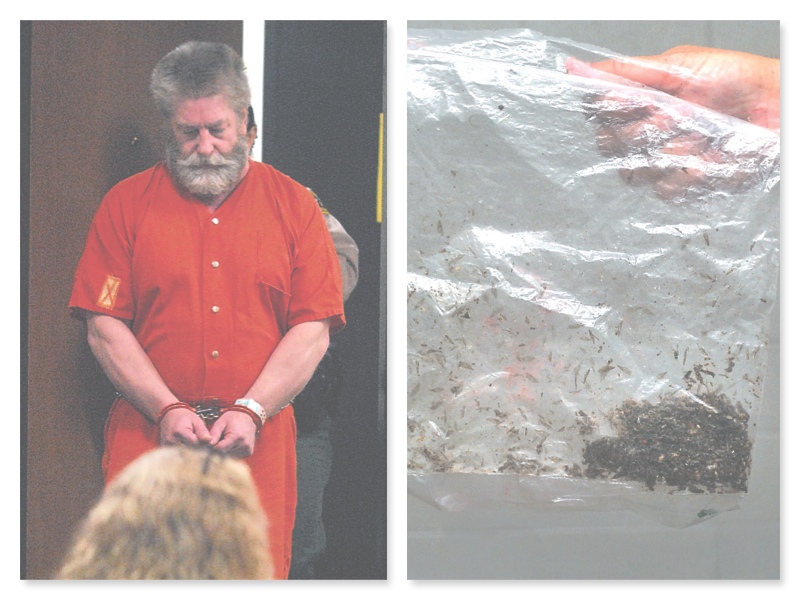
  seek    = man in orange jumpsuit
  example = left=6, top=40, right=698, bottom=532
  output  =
left=68, top=41, right=345, bottom=579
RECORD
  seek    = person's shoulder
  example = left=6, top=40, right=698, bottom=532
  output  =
left=95, top=163, right=170, bottom=223
left=248, top=160, right=317, bottom=206
left=248, top=161, right=306, bottom=189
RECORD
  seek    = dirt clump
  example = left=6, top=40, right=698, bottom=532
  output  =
left=582, top=392, right=751, bottom=493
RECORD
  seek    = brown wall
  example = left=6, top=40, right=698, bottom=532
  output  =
left=24, top=21, right=242, bottom=579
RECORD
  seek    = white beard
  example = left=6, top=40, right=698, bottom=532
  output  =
left=167, top=135, right=250, bottom=203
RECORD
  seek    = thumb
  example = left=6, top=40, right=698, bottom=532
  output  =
left=194, top=419, right=213, bottom=444
left=565, top=56, right=646, bottom=87
left=586, top=55, right=693, bottom=97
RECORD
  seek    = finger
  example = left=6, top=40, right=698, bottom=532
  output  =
left=164, top=428, right=197, bottom=446
left=217, top=433, right=254, bottom=459
left=180, top=412, right=212, bottom=444
left=596, top=122, right=659, bottom=157
left=208, top=419, right=225, bottom=445
left=208, top=417, right=240, bottom=450
left=651, top=134, right=720, bottom=199
left=212, top=433, right=236, bottom=452
left=194, top=421, right=213, bottom=444
left=176, top=416, right=212, bottom=446
left=585, top=89, right=655, bottom=126
left=680, top=146, right=756, bottom=197
left=566, top=57, right=648, bottom=89
left=658, top=131, right=712, bottom=157
left=212, top=432, right=252, bottom=458
left=210, top=424, right=235, bottom=450
left=587, top=55, right=686, bottom=96
left=172, top=427, right=207, bottom=447
left=596, top=112, right=681, bottom=159
left=624, top=143, right=719, bottom=201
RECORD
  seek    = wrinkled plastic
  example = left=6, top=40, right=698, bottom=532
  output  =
left=406, top=29, right=780, bottom=527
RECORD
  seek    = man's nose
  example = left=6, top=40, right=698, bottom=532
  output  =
left=196, top=129, right=216, bottom=156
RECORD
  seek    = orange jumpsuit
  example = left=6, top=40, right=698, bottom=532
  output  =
left=69, top=160, right=345, bottom=579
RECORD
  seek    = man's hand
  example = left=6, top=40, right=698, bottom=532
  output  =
left=582, top=46, right=780, bottom=130
left=566, top=46, right=779, bottom=201
left=208, top=410, right=258, bottom=459
left=158, top=407, right=213, bottom=447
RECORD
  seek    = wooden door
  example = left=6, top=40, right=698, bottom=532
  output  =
left=23, top=20, right=242, bottom=579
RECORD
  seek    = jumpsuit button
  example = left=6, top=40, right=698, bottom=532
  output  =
left=211, top=260, right=220, bottom=268
left=211, top=217, right=219, bottom=225
left=211, top=350, right=220, bottom=359
left=211, top=306, right=221, bottom=313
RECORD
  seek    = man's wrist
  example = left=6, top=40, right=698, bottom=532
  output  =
left=156, top=401, right=193, bottom=426
left=233, top=398, right=268, bottom=427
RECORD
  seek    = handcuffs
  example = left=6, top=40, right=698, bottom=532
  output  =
left=156, top=398, right=268, bottom=432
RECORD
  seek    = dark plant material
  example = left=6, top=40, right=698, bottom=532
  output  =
left=583, top=392, right=751, bottom=493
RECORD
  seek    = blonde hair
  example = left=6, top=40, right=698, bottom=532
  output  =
left=58, top=446, right=273, bottom=579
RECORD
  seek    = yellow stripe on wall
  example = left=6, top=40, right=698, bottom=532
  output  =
left=376, top=112, right=385, bottom=223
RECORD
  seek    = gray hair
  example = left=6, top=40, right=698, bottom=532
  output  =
left=150, top=41, right=251, bottom=119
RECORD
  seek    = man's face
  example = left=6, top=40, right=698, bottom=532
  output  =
left=166, top=95, right=250, bottom=202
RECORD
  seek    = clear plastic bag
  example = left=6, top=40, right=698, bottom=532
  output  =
left=406, top=29, right=779, bottom=526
